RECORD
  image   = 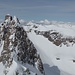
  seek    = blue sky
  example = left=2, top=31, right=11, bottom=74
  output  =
left=0, top=0, right=75, bottom=22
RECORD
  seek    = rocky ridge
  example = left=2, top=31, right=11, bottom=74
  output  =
left=34, top=29, right=75, bottom=47
left=0, top=14, right=45, bottom=75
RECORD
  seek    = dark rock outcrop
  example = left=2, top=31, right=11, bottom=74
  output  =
left=34, top=30, right=75, bottom=47
left=5, top=14, right=12, bottom=21
left=0, top=15, right=45, bottom=75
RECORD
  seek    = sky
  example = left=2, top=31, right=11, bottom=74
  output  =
left=0, top=0, right=75, bottom=22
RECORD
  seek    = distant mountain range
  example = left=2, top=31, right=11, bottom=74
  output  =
left=0, top=14, right=75, bottom=75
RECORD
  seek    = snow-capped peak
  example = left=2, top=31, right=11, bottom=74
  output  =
left=44, top=19, right=50, bottom=24
left=13, top=16, right=20, bottom=24
left=20, top=19, right=25, bottom=23
left=13, top=16, right=17, bottom=23
left=1, top=14, right=75, bottom=75
left=6, top=14, right=10, bottom=15
left=39, top=19, right=50, bottom=25
left=27, top=21, right=34, bottom=25
left=0, top=15, right=45, bottom=75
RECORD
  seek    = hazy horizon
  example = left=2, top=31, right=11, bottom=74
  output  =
left=0, top=0, right=75, bottom=22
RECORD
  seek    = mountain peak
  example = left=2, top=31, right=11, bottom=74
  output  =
left=5, top=14, right=12, bottom=21
left=13, top=16, right=20, bottom=24
left=0, top=15, right=45, bottom=75
left=2, top=15, right=20, bottom=27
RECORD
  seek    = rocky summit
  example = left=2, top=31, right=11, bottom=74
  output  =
left=0, top=15, right=45, bottom=75
left=0, top=14, right=75, bottom=75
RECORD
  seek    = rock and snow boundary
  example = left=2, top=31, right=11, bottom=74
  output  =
left=0, top=14, right=75, bottom=75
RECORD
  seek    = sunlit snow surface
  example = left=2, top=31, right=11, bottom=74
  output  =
left=23, top=21, right=75, bottom=75
left=0, top=19, right=75, bottom=75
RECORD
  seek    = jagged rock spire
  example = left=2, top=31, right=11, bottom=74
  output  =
left=5, top=14, right=12, bottom=21
left=13, top=16, right=20, bottom=24
left=0, top=15, right=45, bottom=75
left=4, top=14, right=20, bottom=26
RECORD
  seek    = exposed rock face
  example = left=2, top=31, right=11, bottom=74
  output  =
left=15, top=26, right=45, bottom=74
left=0, top=15, right=45, bottom=75
left=34, top=30, right=75, bottom=47
left=5, top=14, right=12, bottom=21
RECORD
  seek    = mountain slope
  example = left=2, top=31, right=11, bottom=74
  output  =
left=0, top=15, right=45, bottom=75
left=23, top=21, right=75, bottom=75
left=0, top=15, right=75, bottom=75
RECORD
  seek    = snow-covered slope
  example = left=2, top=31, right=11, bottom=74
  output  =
left=23, top=20, right=75, bottom=75
left=0, top=15, right=75, bottom=75
left=0, top=15, right=45, bottom=75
